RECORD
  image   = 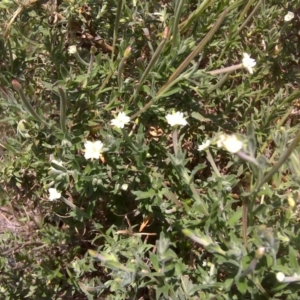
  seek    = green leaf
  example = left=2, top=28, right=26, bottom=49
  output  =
left=228, top=208, right=242, bottom=226
left=191, top=112, right=211, bottom=123
left=132, top=189, right=156, bottom=200
left=289, top=246, right=300, bottom=272
left=236, top=278, right=247, bottom=295
left=149, top=252, right=160, bottom=272
left=160, top=86, right=182, bottom=98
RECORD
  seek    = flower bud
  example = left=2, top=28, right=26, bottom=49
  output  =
left=287, top=195, right=296, bottom=208
left=124, top=46, right=132, bottom=59
left=276, top=272, right=285, bottom=282
left=12, top=79, right=22, bottom=92
left=255, top=246, right=265, bottom=259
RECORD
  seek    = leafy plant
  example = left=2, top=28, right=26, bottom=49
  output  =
left=0, top=0, right=300, bottom=299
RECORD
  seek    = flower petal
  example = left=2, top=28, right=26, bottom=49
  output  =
left=48, top=188, right=61, bottom=201
left=166, top=111, right=188, bottom=127
left=84, top=140, right=104, bottom=160
left=111, top=112, right=130, bottom=128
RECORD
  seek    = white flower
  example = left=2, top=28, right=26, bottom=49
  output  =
left=68, top=45, right=77, bottom=54
left=217, top=134, right=226, bottom=148
left=121, top=184, right=128, bottom=190
left=84, top=140, right=104, bottom=160
left=242, top=53, right=256, bottom=74
left=110, top=112, right=130, bottom=128
left=49, top=188, right=61, bottom=201
left=165, top=111, right=188, bottom=127
left=217, top=134, right=243, bottom=153
left=198, top=140, right=210, bottom=151
left=284, top=11, right=294, bottom=22
left=276, top=272, right=285, bottom=282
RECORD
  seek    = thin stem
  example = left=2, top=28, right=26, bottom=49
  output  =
left=260, top=106, right=293, bottom=153
left=179, top=0, right=215, bottom=33
left=172, top=128, right=178, bottom=157
left=88, top=53, right=95, bottom=76
left=189, top=183, right=209, bottom=216
left=241, top=258, right=258, bottom=277
left=95, top=62, right=115, bottom=97
left=58, top=86, right=67, bottom=133
left=236, top=151, right=259, bottom=166
left=130, top=76, right=182, bottom=120
left=257, top=130, right=300, bottom=191
left=6, top=39, right=14, bottom=75
left=237, top=0, right=255, bottom=23
left=236, top=0, right=262, bottom=36
left=74, top=52, right=90, bottom=67
left=162, top=9, right=228, bottom=88
left=208, top=64, right=241, bottom=75
left=206, top=149, right=221, bottom=177
left=121, top=128, right=138, bottom=152
left=12, top=80, right=46, bottom=124
left=279, top=89, right=300, bottom=108
left=117, top=57, right=126, bottom=91
left=130, top=10, right=227, bottom=120
left=130, top=28, right=168, bottom=103
left=172, top=0, right=184, bottom=43
left=112, top=0, right=122, bottom=58
left=207, top=73, right=229, bottom=93
left=82, top=51, right=95, bottom=88
left=118, top=46, right=131, bottom=91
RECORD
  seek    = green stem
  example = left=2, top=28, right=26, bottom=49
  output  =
left=278, top=89, right=300, bottom=108
left=257, top=130, right=300, bottom=191
left=206, top=149, right=221, bottom=177
left=95, top=62, right=115, bottom=97
left=130, top=76, right=182, bottom=120
left=260, top=106, right=293, bottom=153
left=179, top=0, right=215, bottom=33
left=82, top=51, right=95, bottom=88
left=88, top=53, right=95, bottom=76
left=74, top=52, right=89, bottom=67
left=6, top=39, right=14, bottom=75
left=117, top=46, right=131, bottom=91
left=130, top=10, right=227, bottom=120
left=172, top=0, right=184, bottom=43
left=207, top=73, right=229, bottom=93
left=241, top=258, right=258, bottom=277
left=189, top=183, right=209, bottom=216
left=112, top=0, right=122, bottom=58
left=13, top=82, right=46, bottom=124
left=237, top=0, right=255, bottom=23
left=162, top=9, right=228, bottom=89
left=130, top=28, right=168, bottom=103
left=236, top=0, right=262, bottom=36
left=117, top=57, right=127, bottom=91
left=58, top=86, right=67, bottom=133
left=121, top=128, right=138, bottom=152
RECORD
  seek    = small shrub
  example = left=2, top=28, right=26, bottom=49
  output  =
left=0, top=0, right=300, bottom=299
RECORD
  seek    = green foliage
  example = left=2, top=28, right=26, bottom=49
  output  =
left=0, top=0, right=300, bottom=299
